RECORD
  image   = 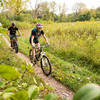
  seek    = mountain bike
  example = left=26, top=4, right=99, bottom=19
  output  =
left=9, top=35, right=20, bottom=53
left=29, top=44, right=52, bottom=76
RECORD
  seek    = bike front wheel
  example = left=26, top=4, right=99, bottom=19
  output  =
left=40, top=55, right=52, bottom=76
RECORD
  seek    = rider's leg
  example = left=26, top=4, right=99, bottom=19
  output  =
left=10, top=35, right=13, bottom=47
left=10, top=40, right=13, bottom=47
left=32, top=43, right=36, bottom=61
left=16, top=37, right=18, bottom=41
left=36, top=43, right=40, bottom=54
left=15, top=34, right=17, bottom=43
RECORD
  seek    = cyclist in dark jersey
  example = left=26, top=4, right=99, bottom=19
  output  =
left=8, top=23, right=21, bottom=47
left=30, top=23, right=49, bottom=62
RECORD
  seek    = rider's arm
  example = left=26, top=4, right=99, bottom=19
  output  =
left=18, top=30, right=21, bottom=36
left=31, top=36, right=34, bottom=46
left=8, top=30, right=10, bottom=35
left=43, top=34, right=49, bottom=44
left=15, top=27, right=21, bottom=36
left=16, top=28, right=21, bottom=36
left=8, top=27, right=10, bottom=35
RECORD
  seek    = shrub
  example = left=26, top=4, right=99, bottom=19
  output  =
left=14, top=15, right=25, bottom=22
left=90, top=17, right=95, bottom=21
left=14, top=21, right=33, bottom=29
left=0, top=64, right=21, bottom=80
left=73, top=84, right=100, bottom=100
left=32, top=18, right=53, bottom=24
left=0, top=14, right=10, bottom=28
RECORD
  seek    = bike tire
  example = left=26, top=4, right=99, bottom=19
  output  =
left=29, top=49, right=33, bottom=63
left=14, top=42, right=18, bottom=53
left=40, top=55, right=52, bottom=76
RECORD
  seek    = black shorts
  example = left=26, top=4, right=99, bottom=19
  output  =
left=10, top=35, right=16, bottom=40
left=29, top=38, right=39, bottom=44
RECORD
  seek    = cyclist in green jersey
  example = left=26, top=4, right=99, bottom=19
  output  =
left=29, top=23, right=49, bottom=62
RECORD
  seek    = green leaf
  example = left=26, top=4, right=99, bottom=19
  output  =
left=3, top=92, right=14, bottom=99
left=34, top=99, right=43, bottom=100
left=33, top=77, right=37, bottom=84
left=22, top=82, right=27, bottom=88
left=0, top=92, right=3, bottom=96
left=0, top=64, right=21, bottom=81
left=11, top=90, right=28, bottom=100
left=0, top=81, right=3, bottom=87
left=73, top=84, right=100, bottom=100
left=44, top=93, right=58, bottom=100
left=1, top=2, right=3, bottom=6
left=28, top=85, right=39, bottom=99
left=0, top=81, right=5, bottom=88
left=39, top=83, right=44, bottom=90
left=3, top=87, right=17, bottom=93
left=62, top=98, right=68, bottom=100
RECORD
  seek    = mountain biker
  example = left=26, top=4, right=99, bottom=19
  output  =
left=29, top=23, right=49, bottom=62
left=8, top=23, right=21, bottom=47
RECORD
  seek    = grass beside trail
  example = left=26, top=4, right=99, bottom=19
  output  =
left=0, top=35, right=64, bottom=100
left=17, top=40, right=100, bottom=92
left=2, top=21, right=100, bottom=93
left=16, top=22, right=100, bottom=92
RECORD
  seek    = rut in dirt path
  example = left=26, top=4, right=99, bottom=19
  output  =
left=3, top=36, right=74, bottom=100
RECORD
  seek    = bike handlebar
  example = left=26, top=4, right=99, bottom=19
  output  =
left=33, top=44, right=49, bottom=49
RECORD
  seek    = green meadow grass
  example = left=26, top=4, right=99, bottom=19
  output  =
left=17, top=21, right=100, bottom=92
left=0, top=33, right=63, bottom=100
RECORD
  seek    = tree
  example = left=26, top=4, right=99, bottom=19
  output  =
left=49, top=1, right=56, bottom=14
left=96, top=7, right=100, bottom=12
left=90, top=9, right=96, bottom=18
left=1, top=0, right=29, bottom=16
left=73, top=3, right=87, bottom=15
left=76, top=11, right=91, bottom=21
left=59, top=3, right=67, bottom=21
left=30, top=0, right=43, bottom=19
left=95, top=7, right=100, bottom=19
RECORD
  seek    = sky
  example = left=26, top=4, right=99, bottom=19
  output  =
left=30, top=0, right=100, bottom=14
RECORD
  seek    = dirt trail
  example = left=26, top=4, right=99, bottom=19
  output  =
left=3, top=36, right=74, bottom=100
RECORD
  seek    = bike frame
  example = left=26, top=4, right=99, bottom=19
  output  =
left=35, top=45, right=48, bottom=59
left=12, top=35, right=20, bottom=47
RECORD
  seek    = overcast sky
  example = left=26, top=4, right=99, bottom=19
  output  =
left=30, top=0, right=100, bottom=14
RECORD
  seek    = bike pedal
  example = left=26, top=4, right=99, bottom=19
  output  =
left=31, top=60, right=33, bottom=63
left=32, top=62, right=36, bottom=66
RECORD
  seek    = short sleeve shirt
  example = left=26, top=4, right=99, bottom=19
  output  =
left=8, top=26, right=18, bottom=35
left=31, top=28, right=44, bottom=40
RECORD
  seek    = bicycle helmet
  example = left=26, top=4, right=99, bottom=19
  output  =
left=12, top=23, right=15, bottom=26
left=36, top=23, right=43, bottom=28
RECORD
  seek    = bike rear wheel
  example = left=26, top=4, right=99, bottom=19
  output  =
left=40, top=55, right=52, bottom=76
left=29, top=49, right=33, bottom=63
left=13, top=41, right=18, bottom=53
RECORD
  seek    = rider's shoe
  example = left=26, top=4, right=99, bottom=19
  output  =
left=11, top=44, right=14, bottom=49
left=34, top=58, right=37, bottom=63
left=31, top=59, right=33, bottom=63
left=11, top=45, right=12, bottom=47
left=32, top=58, right=37, bottom=65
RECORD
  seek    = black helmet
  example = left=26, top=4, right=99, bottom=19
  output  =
left=12, top=23, right=15, bottom=26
